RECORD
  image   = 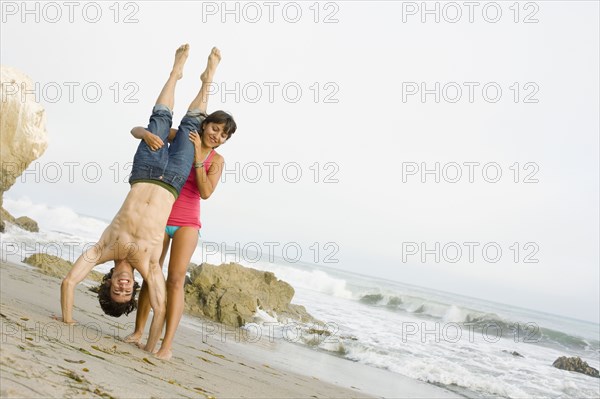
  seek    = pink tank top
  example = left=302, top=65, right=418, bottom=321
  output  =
left=167, top=150, right=216, bottom=229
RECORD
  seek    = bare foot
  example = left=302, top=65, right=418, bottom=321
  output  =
left=154, top=347, right=173, bottom=361
left=124, top=331, right=142, bottom=345
left=200, top=47, right=221, bottom=82
left=171, top=44, right=190, bottom=80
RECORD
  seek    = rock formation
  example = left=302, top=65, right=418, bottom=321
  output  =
left=15, top=216, right=39, bottom=232
left=552, top=356, right=599, bottom=378
left=23, top=253, right=103, bottom=282
left=184, top=262, right=315, bottom=327
left=0, top=207, right=15, bottom=233
left=0, top=66, right=48, bottom=231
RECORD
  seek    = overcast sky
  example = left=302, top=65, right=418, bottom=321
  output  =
left=2, top=1, right=598, bottom=323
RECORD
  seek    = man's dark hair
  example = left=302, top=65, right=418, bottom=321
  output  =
left=97, top=267, right=140, bottom=317
left=201, top=110, right=237, bottom=140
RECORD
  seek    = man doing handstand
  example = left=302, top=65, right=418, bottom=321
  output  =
left=59, top=44, right=232, bottom=354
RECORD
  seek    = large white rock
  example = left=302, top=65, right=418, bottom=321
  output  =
left=0, top=66, right=48, bottom=204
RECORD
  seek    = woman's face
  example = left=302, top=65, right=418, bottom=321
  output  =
left=202, top=122, right=228, bottom=148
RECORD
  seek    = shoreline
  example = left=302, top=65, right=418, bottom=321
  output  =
left=0, top=260, right=460, bottom=398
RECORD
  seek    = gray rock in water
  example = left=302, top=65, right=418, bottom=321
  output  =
left=0, top=209, right=39, bottom=232
left=0, top=207, right=40, bottom=233
left=15, top=216, right=39, bottom=232
left=552, top=356, right=599, bottom=378
left=502, top=350, right=524, bottom=358
left=184, top=262, right=316, bottom=327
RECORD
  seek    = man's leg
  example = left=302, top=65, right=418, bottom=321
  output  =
left=130, top=44, right=191, bottom=187
left=155, top=43, right=189, bottom=113
left=164, top=48, right=222, bottom=190
left=188, top=47, right=221, bottom=114
left=172, top=47, right=222, bottom=151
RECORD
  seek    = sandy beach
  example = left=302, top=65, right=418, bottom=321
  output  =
left=0, top=260, right=460, bottom=399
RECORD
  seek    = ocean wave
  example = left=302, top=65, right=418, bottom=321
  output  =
left=355, top=292, right=599, bottom=354
left=3, top=196, right=107, bottom=242
left=539, top=327, right=599, bottom=353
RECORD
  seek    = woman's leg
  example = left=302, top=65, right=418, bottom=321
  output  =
left=155, top=227, right=199, bottom=360
left=124, top=233, right=171, bottom=344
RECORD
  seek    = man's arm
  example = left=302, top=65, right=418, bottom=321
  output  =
left=60, top=245, right=103, bottom=323
left=131, top=127, right=166, bottom=151
left=143, top=264, right=167, bottom=353
left=131, top=127, right=178, bottom=150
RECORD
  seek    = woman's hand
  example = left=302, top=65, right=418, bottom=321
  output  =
left=143, top=130, right=164, bottom=151
left=189, top=130, right=204, bottom=156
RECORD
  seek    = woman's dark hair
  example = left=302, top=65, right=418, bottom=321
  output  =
left=97, top=267, right=140, bottom=317
left=201, top=110, right=237, bottom=140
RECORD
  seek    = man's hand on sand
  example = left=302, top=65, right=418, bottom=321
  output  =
left=124, top=331, right=146, bottom=349
left=51, top=314, right=78, bottom=325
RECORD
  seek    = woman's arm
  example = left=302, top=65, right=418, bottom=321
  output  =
left=195, top=155, right=224, bottom=200
left=189, top=132, right=224, bottom=199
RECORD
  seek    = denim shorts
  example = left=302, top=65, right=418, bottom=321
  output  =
left=129, top=105, right=205, bottom=195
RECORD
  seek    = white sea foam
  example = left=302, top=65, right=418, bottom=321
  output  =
left=250, top=263, right=353, bottom=299
left=252, top=307, right=279, bottom=324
